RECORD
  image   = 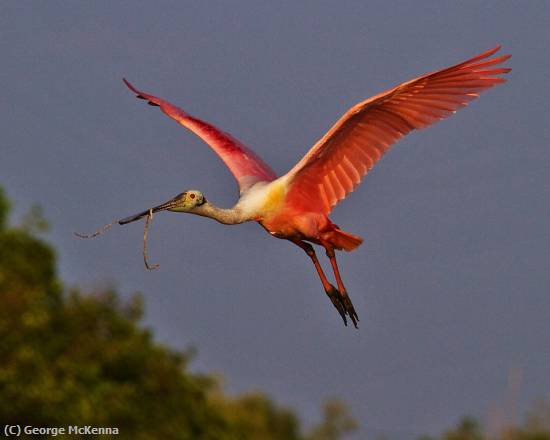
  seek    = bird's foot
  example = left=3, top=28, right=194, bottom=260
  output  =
left=338, top=289, right=359, bottom=329
left=325, top=285, right=359, bottom=329
left=325, top=285, right=348, bottom=326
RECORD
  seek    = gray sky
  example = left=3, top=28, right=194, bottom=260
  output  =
left=2, top=1, right=549, bottom=438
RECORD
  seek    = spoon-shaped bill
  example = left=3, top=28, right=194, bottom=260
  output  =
left=118, top=197, right=179, bottom=225
left=118, top=210, right=151, bottom=225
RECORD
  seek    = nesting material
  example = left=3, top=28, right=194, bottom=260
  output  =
left=75, top=209, right=159, bottom=271
left=74, top=222, right=115, bottom=239
left=143, top=209, right=159, bottom=271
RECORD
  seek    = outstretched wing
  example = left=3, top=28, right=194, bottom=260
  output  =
left=123, top=79, right=277, bottom=193
left=283, top=46, right=511, bottom=214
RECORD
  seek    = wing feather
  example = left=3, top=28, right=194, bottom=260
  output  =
left=283, top=46, right=510, bottom=214
left=123, top=79, right=276, bottom=193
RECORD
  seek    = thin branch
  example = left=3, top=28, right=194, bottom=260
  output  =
left=74, top=222, right=115, bottom=239
left=143, top=208, right=159, bottom=271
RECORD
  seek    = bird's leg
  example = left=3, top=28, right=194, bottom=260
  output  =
left=322, top=243, right=359, bottom=328
left=292, top=240, right=348, bottom=326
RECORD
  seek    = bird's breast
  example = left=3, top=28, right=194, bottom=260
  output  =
left=260, top=180, right=287, bottom=212
left=237, top=179, right=288, bottom=219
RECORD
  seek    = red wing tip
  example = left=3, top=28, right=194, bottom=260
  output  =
left=475, top=45, right=512, bottom=63
left=489, top=53, right=512, bottom=64
left=122, top=78, right=141, bottom=95
left=475, top=45, right=500, bottom=60
left=486, top=46, right=512, bottom=62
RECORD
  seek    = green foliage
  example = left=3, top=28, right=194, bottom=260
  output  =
left=510, top=400, right=550, bottom=440
left=0, top=199, right=223, bottom=438
left=0, top=187, right=357, bottom=440
left=419, top=407, right=550, bottom=440
left=442, top=417, right=483, bottom=440
left=525, top=400, right=550, bottom=433
left=20, top=204, right=50, bottom=234
left=307, top=399, right=358, bottom=440
left=0, top=187, right=9, bottom=231
left=211, top=390, right=302, bottom=440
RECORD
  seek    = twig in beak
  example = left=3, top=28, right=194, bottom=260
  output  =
left=76, top=207, right=161, bottom=271
left=143, top=208, right=159, bottom=271
left=74, top=222, right=116, bottom=239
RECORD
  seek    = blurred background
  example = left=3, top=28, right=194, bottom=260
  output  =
left=1, top=2, right=549, bottom=439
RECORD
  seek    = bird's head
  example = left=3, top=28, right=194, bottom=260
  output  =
left=158, top=190, right=206, bottom=213
left=118, top=190, right=206, bottom=225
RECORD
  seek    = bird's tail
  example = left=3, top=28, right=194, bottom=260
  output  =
left=327, top=228, right=364, bottom=252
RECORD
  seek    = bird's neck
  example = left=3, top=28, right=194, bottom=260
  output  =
left=192, top=202, right=249, bottom=225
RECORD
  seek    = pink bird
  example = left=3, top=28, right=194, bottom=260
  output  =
left=118, top=46, right=510, bottom=328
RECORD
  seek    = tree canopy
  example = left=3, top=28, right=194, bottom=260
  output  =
left=0, top=187, right=356, bottom=439
left=2, top=186, right=549, bottom=440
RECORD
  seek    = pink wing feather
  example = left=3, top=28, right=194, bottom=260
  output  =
left=283, top=46, right=511, bottom=214
left=123, top=79, right=277, bottom=193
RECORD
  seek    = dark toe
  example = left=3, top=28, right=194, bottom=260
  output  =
left=339, top=291, right=359, bottom=329
left=326, top=285, right=348, bottom=326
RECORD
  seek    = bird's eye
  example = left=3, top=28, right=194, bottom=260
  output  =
left=190, top=193, right=196, bottom=199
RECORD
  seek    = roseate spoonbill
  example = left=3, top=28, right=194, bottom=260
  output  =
left=91, top=46, right=511, bottom=328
